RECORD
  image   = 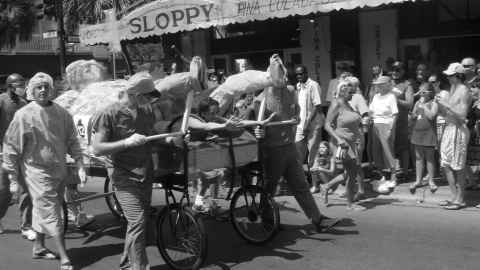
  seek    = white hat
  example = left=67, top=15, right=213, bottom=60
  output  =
left=443, top=63, right=465, bottom=76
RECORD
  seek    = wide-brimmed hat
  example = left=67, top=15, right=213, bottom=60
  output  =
left=126, top=72, right=155, bottom=94
left=443, top=63, right=465, bottom=76
left=372, top=75, right=391, bottom=85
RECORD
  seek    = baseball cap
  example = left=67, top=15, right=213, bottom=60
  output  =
left=126, top=72, right=155, bottom=94
left=443, top=63, right=465, bottom=76
left=372, top=75, right=391, bottom=85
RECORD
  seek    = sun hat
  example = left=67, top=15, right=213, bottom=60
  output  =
left=126, top=72, right=156, bottom=94
left=443, top=63, right=465, bottom=76
left=372, top=75, right=391, bottom=85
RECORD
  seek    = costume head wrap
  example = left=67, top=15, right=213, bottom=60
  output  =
left=126, top=72, right=155, bottom=94
left=26, top=72, right=54, bottom=101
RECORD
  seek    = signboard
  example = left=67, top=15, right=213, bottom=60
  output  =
left=80, top=0, right=418, bottom=45
left=43, top=31, right=57, bottom=39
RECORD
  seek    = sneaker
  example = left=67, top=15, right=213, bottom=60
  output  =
left=0, top=221, right=4, bottom=234
left=21, top=228, right=37, bottom=241
left=75, top=213, right=95, bottom=228
left=385, top=180, right=397, bottom=188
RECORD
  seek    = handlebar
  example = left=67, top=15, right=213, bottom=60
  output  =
left=145, top=131, right=184, bottom=142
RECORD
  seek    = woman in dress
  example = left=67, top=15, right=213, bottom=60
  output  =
left=324, top=80, right=364, bottom=210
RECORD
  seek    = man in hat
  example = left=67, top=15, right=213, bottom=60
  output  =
left=3, top=72, right=85, bottom=269
left=437, top=63, right=471, bottom=210
left=390, top=61, right=414, bottom=185
left=0, top=73, right=30, bottom=235
left=91, top=72, right=181, bottom=270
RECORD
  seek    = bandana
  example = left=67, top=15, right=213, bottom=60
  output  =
left=26, top=72, right=54, bottom=101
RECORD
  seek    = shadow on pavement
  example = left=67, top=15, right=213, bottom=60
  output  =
left=69, top=243, right=124, bottom=269
left=358, top=198, right=401, bottom=209
left=200, top=216, right=358, bottom=269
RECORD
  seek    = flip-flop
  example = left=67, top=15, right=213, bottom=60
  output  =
left=32, top=248, right=60, bottom=260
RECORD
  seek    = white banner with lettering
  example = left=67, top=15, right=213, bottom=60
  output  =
left=80, top=0, right=418, bottom=45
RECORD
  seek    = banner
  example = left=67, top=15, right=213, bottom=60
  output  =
left=80, top=0, right=418, bottom=45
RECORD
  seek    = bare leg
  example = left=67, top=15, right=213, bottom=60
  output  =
left=33, top=232, right=46, bottom=252
left=443, top=166, right=457, bottom=201
left=425, top=147, right=436, bottom=186
left=414, top=146, right=425, bottom=185
left=454, top=169, right=466, bottom=205
left=52, top=233, right=70, bottom=264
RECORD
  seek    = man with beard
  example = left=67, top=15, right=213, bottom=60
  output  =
left=254, top=55, right=340, bottom=233
left=390, top=61, right=414, bottom=185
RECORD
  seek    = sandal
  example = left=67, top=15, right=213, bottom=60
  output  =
left=438, top=200, right=452, bottom=207
left=32, top=248, right=60, bottom=260
left=443, top=203, right=467, bottom=210
left=60, top=261, right=74, bottom=270
left=429, top=183, right=438, bottom=194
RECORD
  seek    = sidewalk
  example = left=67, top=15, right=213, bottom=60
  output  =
left=323, top=179, right=480, bottom=211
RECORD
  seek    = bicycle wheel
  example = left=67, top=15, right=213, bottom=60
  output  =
left=230, top=185, right=280, bottom=244
left=156, top=204, right=207, bottom=270
left=103, top=176, right=124, bottom=220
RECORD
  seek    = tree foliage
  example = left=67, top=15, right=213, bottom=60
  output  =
left=0, top=0, right=35, bottom=49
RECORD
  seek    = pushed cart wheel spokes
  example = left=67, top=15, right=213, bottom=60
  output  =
left=230, top=185, right=279, bottom=245
left=156, top=204, right=207, bottom=270
left=103, top=176, right=125, bottom=220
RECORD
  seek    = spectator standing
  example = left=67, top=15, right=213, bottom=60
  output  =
left=366, top=65, right=383, bottom=103
left=390, top=61, right=414, bottom=182
left=2, top=72, right=85, bottom=270
left=436, top=63, right=471, bottom=210
left=368, top=76, right=398, bottom=189
left=326, top=63, right=351, bottom=108
left=295, top=66, right=325, bottom=167
left=461, top=57, right=479, bottom=88
left=430, top=75, right=449, bottom=144
left=409, top=83, right=438, bottom=194
left=0, top=74, right=30, bottom=236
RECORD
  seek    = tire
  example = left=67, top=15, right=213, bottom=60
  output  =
left=156, top=204, right=207, bottom=270
left=103, top=176, right=124, bottom=220
left=230, top=185, right=280, bottom=245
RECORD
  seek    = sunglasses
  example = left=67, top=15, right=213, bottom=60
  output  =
left=463, top=64, right=474, bottom=68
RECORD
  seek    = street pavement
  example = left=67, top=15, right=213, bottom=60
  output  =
left=1, top=177, right=480, bottom=270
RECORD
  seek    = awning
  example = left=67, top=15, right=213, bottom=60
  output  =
left=80, top=0, right=418, bottom=45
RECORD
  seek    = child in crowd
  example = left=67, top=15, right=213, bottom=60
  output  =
left=310, top=141, right=344, bottom=205
left=409, top=83, right=438, bottom=194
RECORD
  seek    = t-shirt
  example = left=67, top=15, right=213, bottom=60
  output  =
left=92, top=102, right=156, bottom=183
left=369, top=93, right=398, bottom=124
left=296, top=78, right=324, bottom=141
left=0, top=92, right=27, bottom=144
left=349, top=93, right=369, bottom=116
left=326, top=78, right=339, bottom=104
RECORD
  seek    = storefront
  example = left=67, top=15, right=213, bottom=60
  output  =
left=79, top=0, right=419, bottom=89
